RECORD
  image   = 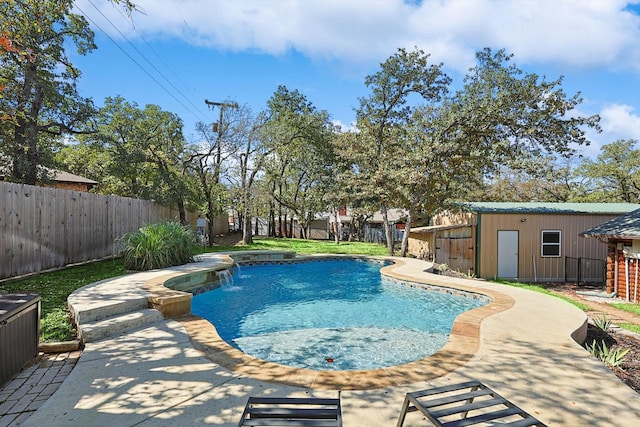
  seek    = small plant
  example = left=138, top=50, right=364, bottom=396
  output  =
left=592, top=314, right=612, bottom=331
left=456, top=268, right=476, bottom=279
left=40, top=308, right=76, bottom=342
left=117, top=221, right=196, bottom=271
left=586, top=339, right=630, bottom=368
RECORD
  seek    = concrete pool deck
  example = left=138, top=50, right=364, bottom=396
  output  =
left=18, top=254, right=640, bottom=426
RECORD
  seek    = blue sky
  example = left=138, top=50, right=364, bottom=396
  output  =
left=71, top=0, right=640, bottom=158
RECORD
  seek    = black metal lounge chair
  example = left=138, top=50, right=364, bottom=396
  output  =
left=238, top=395, right=342, bottom=426
left=396, top=380, right=547, bottom=427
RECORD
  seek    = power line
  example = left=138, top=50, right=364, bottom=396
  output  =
left=85, top=0, right=207, bottom=122
left=75, top=1, right=209, bottom=125
left=170, top=0, right=191, bottom=32
left=111, top=1, right=205, bottom=115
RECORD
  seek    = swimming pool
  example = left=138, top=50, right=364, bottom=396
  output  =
left=191, top=259, right=487, bottom=371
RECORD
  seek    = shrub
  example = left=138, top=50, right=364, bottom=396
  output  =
left=592, top=314, right=612, bottom=332
left=586, top=339, right=630, bottom=368
left=117, top=221, right=196, bottom=271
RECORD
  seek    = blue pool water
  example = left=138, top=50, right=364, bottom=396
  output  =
left=191, top=259, right=486, bottom=370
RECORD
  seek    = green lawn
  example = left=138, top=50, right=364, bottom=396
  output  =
left=611, top=302, right=640, bottom=317
left=199, top=237, right=389, bottom=256
left=492, top=279, right=592, bottom=311
left=1, top=259, right=128, bottom=342
left=1, top=238, right=387, bottom=342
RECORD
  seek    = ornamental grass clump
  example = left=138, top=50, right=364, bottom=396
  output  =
left=586, top=339, right=630, bottom=368
left=118, top=221, right=196, bottom=271
left=593, top=314, right=612, bottom=331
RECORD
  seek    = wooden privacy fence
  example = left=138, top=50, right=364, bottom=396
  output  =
left=0, top=182, right=225, bottom=281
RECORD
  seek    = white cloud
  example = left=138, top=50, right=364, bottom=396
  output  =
left=75, top=0, right=640, bottom=72
left=600, top=104, right=640, bottom=140
left=577, top=103, right=640, bottom=158
left=72, top=0, right=640, bottom=144
left=332, top=119, right=357, bottom=133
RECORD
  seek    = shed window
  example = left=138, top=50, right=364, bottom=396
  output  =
left=541, top=230, right=561, bottom=257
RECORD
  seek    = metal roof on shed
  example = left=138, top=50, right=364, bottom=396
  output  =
left=410, top=224, right=471, bottom=233
left=459, top=202, right=640, bottom=215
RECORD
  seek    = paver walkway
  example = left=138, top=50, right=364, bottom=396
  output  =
left=0, top=351, right=81, bottom=427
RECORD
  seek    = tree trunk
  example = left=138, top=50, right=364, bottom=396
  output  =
left=12, top=64, right=43, bottom=186
left=304, top=212, right=313, bottom=239
left=255, top=208, right=260, bottom=236
left=242, top=216, right=253, bottom=244
left=269, top=203, right=276, bottom=236
left=242, top=197, right=253, bottom=244
left=333, top=206, right=340, bottom=244
left=283, top=212, right=288, bottom=237
left=206, top=201, right=215, bottom=246
left=287, top=213, right=294, bottom=238
left=400, top=208, right=413, bottom=257
left=13, top=116, right=39, bottom=185
left=348, top=218, right=355, bottom=242
left=381, top=204, right=394, bottom=256
left=177, top=199, right=187, bottom=225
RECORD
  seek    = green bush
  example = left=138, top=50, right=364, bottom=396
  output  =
left=592, top=314, right=612, bottom=331
left=117, top=221, right=196, bottom=271
left=585, top=339, right=630, bottom=368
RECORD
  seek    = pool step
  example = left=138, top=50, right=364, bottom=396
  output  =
left=78, top=309, right=164, bottom=343
left=71, top=296, right=150, bottom=325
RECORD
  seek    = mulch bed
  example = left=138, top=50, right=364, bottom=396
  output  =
left=544, top=281, right=640, bottom=394
left=585, top=325, right=640, bottom=394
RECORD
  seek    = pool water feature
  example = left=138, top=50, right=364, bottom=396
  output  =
left=191, top=259, right=487, bottom=371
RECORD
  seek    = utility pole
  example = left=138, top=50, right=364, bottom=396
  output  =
left=204, top=99, right=239, bottom=174
left=202, top=100, right=239, bottom=246
left=204, top=100, right=239, bottom=133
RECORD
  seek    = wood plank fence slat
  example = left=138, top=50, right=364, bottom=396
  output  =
left=0, top=182, right=226, bottom=281
left=0, top=184, right=6, bottom=277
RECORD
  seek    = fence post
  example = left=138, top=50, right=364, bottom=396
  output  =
left=577, top=257, right=582, bottom=286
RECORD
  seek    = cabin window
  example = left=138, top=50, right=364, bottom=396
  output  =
left=541, top=230, right=561, bottom=257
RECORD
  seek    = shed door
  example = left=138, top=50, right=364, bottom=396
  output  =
left=498, top=230, right=518, bottom=279
left=436, top=237, right=474, bottom=275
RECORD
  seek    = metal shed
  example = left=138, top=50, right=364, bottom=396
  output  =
left=417, top=203, right=640, bottom=283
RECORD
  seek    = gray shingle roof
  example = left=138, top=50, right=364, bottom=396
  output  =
left=53, top=170, right=98, bottom=184
left=580, top=208, right=640, bottom=240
